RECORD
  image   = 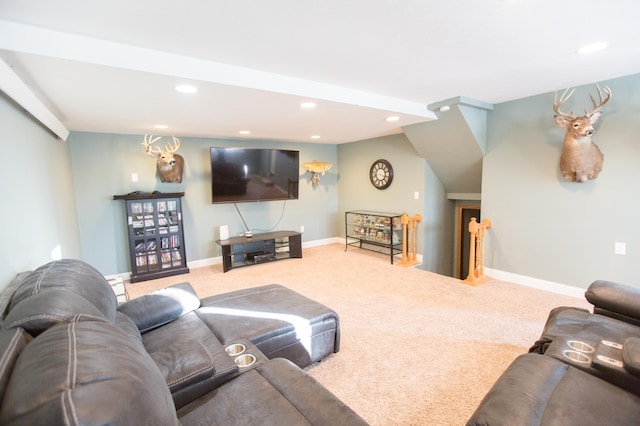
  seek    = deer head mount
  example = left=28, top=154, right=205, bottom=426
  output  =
left=553, top=83, right=612, bottom=183
left=142, top=135, right=185, bottom=183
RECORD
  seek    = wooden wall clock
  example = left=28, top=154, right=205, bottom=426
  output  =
left=369, top=159, right=393, bottom=189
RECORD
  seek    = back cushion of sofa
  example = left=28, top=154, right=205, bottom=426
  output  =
left=0, top=320, right=179, bottom=425
left=8, top=259, right=117, bottom=323
left=0, top=329, right=30, bottom=404
left=4, top=290, right=109, bottom=336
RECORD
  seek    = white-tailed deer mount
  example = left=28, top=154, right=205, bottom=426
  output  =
left=553, top=83, right=612, bottom=183
left=142, top=135, right=185, bottom=183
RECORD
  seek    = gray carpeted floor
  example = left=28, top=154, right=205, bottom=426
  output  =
left=127, top=243, right=591, bottom=425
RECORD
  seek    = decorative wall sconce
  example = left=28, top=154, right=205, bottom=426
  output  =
left=302, top=160, right=332, bottom=187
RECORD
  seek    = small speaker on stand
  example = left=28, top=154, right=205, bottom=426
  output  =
left=219, top=225, right=229, bottom=241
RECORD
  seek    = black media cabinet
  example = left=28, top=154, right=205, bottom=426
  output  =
left=113, top=191, right=189, bottom=282
left=215, top=231, right=302, bottom=272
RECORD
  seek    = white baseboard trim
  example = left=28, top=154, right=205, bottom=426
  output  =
left=105, top=272, right=131, bottom=282
left=485, top=267, right=586, bottom=299
left=188, top=257, right=221, bottom=269
left=303, top=236, right=343, bottom=248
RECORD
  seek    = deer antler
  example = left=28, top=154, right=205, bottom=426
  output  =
left=553, top=87, right=576, bottom=118
left=142, top=134, right=163, bottom=157
left=587, top=83, right=612, bottom=117
left=165, top=136, right=181, bottom=153
left=142, top=135, right=182, bottom=156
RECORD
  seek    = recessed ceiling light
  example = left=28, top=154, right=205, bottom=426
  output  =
left=577, top=42, right=607, bottom=54
left=386, top=116, right=400, bottom=122
left=175, top=84, right=197, bottom=93
left=300, top=102, right=316, bottom=109
left=154, top=124, right=168, bottom=129
left=311, top=135, right=321, bottom=139
left=239, top=130, right=251, bottom=135
left=439, top=105, right=451, bottom=112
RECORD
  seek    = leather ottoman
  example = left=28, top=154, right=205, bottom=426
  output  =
left=198, top=284, right=340, bottom=368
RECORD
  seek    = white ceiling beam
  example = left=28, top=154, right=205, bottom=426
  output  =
left=0, top=58, right=69, bottom=140
left=0, top=20, right=436, bottom=120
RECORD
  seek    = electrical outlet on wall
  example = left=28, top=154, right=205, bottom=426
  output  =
left=300, top=225, right=305, bottom=233
left=614, top=242, right=626, bottom=255
left=131, top=173, right=138, bottom=182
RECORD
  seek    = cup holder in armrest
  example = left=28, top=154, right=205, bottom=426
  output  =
left=234, top=353, right=257, bottom=368
left=225, top=340, right=264, bottom=371
left=225, top=343, right=246, bottom=356
left=567, top=340, right=595, bottom=353
left=562, top=349, right=591, bottom=364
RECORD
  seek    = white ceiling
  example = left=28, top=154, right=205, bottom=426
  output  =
left=1, top=0, right=639, bottom=144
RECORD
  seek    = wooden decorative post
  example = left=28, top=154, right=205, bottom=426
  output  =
left=464, top=217, right=492, bottom=285
left=397, top=212, right=422, bottom=267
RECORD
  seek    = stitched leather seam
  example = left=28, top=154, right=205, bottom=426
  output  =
left=167, top=360, right=215, bottom=388
left=8, top=314, right=106, bottom=329
left=33, top=262, right=55, bottom=296
left=60, top=392, right=70, bottom=425
left=65, top=322, right=80, bottom=425
left=8, top=314, right=68, bottom=328
left=0, top=330, right=23, bottom=372
left=204, top=286, right=282, bottom=304
left=215, top=364, right=238, bottom=376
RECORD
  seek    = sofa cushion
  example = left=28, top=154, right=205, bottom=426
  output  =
left=0, top=329, right=30, bottom=404
left=8, top=259, right=116, bottom=323
left=114, top=311, right=143, bottom=342
left=118, top=282, right=200, bottom=333
left=0, top=320, right=179, bottom=425
left=178, top=358, right=368, bottom=426
left=4, top=290, right=109, bottom=335
left=141, top=311, right=239, bottom=409
left=538, top=306, right=640, bottom=348
left=150, top=339, right=215, bottom=393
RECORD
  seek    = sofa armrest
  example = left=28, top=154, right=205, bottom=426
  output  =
left=585, top=280, right=640, bottom=326
left=623, top=337, right=640, bottom=376
left=117, top=282, right=200, bottom=333
left=150, top=340, right=215, bottom=393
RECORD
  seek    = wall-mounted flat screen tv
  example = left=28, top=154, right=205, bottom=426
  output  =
left=210, top=147, right=300, bottom=204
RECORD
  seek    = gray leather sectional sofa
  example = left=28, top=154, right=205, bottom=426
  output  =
left=467, top=280, right=640, bottom=425
left=0, top=259, right=368, bottom=425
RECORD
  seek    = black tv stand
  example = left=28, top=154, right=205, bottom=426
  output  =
left=215, top=231, right=302, bottom=272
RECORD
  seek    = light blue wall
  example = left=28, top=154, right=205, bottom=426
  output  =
left=423, top=157, right=455, bottom=275
left=482, top=73, right=640, bottom=288
left=0, top=94, right=82, bottom=288
left=68, top=132, right=338, bottom=275
left=8, top=72, right=638, bottom=288
left=337, top=133, right=454, bottom=275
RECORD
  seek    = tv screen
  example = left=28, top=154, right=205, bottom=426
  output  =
left=210, top=147, right=300, bottom=203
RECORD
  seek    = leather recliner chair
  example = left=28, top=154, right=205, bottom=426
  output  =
left=468, top=280, right=640, bottom=426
